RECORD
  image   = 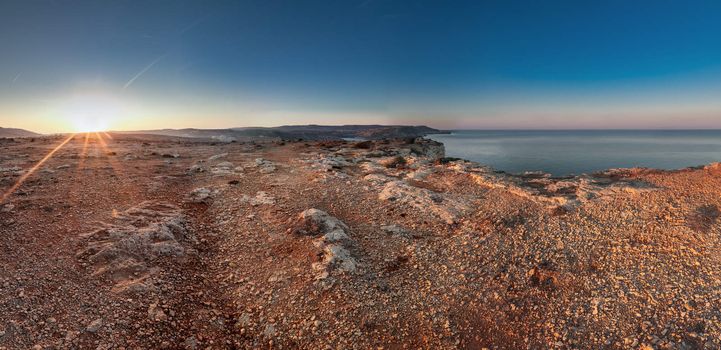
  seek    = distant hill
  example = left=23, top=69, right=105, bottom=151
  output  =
left=123, top=125, right=446, bottom=141
left=0, top=127, right=41, bottom=138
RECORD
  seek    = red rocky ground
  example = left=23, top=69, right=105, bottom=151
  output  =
left=1, top=133, right=720, bottom=349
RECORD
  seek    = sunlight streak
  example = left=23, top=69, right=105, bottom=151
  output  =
left=76, top=133, right=91, bottom=171
left=95, top=132, right=123, bottom=177
left=93, top=132, right=143, bottom=200
left=1, top=134, right=76, bottom=204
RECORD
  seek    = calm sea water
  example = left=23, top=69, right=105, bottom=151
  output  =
left=427, top=130, right=721, bottom=176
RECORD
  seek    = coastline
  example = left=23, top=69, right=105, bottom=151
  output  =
left=1, top=134, right=720, bottom=348
left=428, top=129, right=721, bottom=177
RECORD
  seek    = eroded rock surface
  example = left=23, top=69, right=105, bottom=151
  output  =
left=240, top=191, right=276, bottom=206
left=253, top=158, right=276, bottom=173
left=291, top=209, right=358, bottom=279
left=379, top=181, right=468, bottom=224
left=186, top=187, right=213, bottom=203
left=77, top=201, right=196, bottom=293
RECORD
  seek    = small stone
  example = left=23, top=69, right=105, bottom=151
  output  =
left=148, top=303, right=168, bottom=322
left=183, top=336, right=198, bottom=350
left=381, top=224, right=410, bottom=237
left=263, top=323, right=276, bottom=338
left=208, top=153, right=228, bottom=161
left=236, top=312, right=252, bottom=328
left=86, top=318, right=103, bottom=333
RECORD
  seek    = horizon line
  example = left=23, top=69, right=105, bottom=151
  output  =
left=6, top=124, right=721, bottom=136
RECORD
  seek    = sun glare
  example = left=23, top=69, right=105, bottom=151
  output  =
left=60, top=94, right=122, bottom=133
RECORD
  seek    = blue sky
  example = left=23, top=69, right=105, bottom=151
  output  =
left=2, top=0, right=721, bottom=132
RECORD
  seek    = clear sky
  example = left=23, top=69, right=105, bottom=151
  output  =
left=2, top=0, right=721, bottom=133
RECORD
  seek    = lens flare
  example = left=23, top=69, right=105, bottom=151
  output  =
left=59, top=94, right=122, bottom=132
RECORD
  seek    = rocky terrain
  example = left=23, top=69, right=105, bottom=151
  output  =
left=1, top=133, right=720, bottom=349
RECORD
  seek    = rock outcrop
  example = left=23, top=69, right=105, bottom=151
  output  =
left=290, top=209, right=358, bottom=279
left=240, top=191, right=276, bottom=206
left=379, top=181, right=468, bottom=224
left=77, top=201, right=196, bottom=293
left=303, top=154, right=352, bottom=172
left=254, top=158, right=276, bottom=173
left=186, top=187, right=213, bottom=203
left=408, top=138, right=445, bottom=161
left=210, top=161, right=243, bottom=175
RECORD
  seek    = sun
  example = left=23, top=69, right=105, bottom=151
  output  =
left=60, top=94, right=122, bottom=133
left=71, top=116, right=110, bottom=133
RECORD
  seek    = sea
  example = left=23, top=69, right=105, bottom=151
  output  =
left=427, top=130, right=721, bottom=176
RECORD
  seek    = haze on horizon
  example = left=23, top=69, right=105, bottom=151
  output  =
left=2, top=0, right=721, bottom=134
